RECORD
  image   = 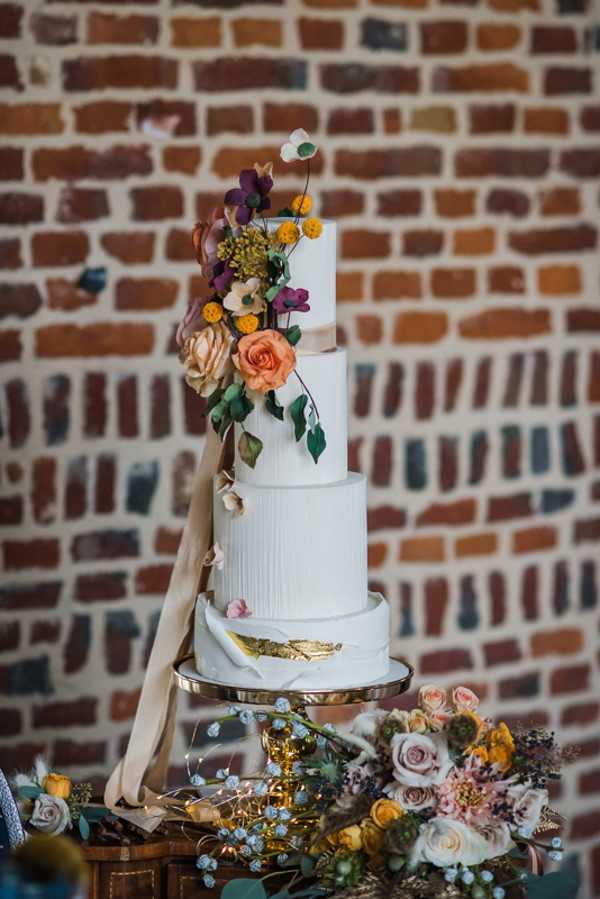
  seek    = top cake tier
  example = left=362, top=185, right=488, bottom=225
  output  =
left=265, top=218, right=337, bottom=334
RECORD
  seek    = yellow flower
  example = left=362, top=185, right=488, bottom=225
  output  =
left=488, top=743, right=513, bottom=773
left=276, top=221, right=300, bottom=245
left=202, top=301, right=223, bottom=324
left=236, top=313, right=259, bottom=334
left=302, top=217, right=323, bottom=240
left=290, top=194, right=312, bottom=216
left=360, top=818, right=384, bottom=857
left=490, top=721, right=515, bottom=752
left=408, top=709, right=429, bottom=733
left=467, top=745, right=489, bottom=765
left=43, top=773, right=72, bottom=800
left=336, top=825, right=363, bottom=852
left=370, top=798, right=404, bottom=829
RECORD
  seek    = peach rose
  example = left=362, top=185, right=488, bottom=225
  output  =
left=418, top=684, right=447, bottom=714
left=183, top=321, right=232, bottom=396
left=233, top=329, right=296, bottom=394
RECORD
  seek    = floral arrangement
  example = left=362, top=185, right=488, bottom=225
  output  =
left=13, top=756, right=111, bottom=840
left=178, top=129, right=326, bottom=470
left=171, top=688, right=576, bottom=899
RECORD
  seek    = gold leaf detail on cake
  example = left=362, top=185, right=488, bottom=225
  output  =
left=226, top=631, right=343, bottom=661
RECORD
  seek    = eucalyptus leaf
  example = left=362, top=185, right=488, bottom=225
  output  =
left=265, top=390, right=284, bottom=421
left=284, top=325, right=302, bottom=347
left=238, top=431, right=263, bottom=469
left=221, top=880, right=268, bottom=899
left=82, top=805, right=111, bottom=821
left=18, top=785, right=42, bottom=800
left=289, top=394, right=308, bottom=442
left=524, top=870, right=579, bottom=899
left=78, top=815, right=90, bottom=841
left=300, top=856, right=315, bottom=877
left=223, top=382, right=242, bottom=403
left=307, top=423, right=326, bottom=464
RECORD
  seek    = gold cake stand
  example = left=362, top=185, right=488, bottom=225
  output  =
left=174, top=655, right=414, bottom=854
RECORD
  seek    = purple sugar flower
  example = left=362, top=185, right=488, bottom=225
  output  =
left=272, top=287, right=310, bottom=315
left=224, top=168, right=273, bottom=226
left=211, top=261, right=235, bottom=293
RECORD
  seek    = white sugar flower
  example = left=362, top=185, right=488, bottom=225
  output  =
left=215, top=470, right=234, bottom=494
left=223, top=278, right=265, bottom=317
left=203, top=542, right=224, bottom=570
left=280, top=129, right=318, bottom=163
left=30, top=795, right=71, bottom=836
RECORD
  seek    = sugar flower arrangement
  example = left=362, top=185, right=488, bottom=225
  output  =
left=13, top=755, right=111, bottom=841
left=177, top=129, right=326, bottom=470
left=177, top=688, right=574, bottom=899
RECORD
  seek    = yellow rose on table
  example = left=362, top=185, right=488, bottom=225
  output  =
left=43, top=773, right=72, bottom=800
left=336, top=825, right=363, bottom=852
left=370, top=798, right=404, bottom=829
left=408, top=709, right=429, bottom=733
left=360, top=818, right=384, bottom=857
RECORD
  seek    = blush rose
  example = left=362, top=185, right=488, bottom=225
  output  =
left=391, top=732, right=453, bottom=788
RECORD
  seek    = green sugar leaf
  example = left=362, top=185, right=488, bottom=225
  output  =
left=223, top=382, right=242, bottom=403
left=297, top=142, right=316, bottom=159
left=205, top=387, right=224, bottom=414
left=289, top=393, right=308, bottom=442
left=266, top=390, right=284, bottom=421
left=222, top=881, right=267, bottom=899
left=238, top=431, right=263, bottom=469
left=229, top=392, right=254, bottom=423
left=307, top=423, right=326, bottom=464
left=284, top=325, right=302, bottom=347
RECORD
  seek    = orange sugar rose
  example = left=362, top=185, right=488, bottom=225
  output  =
left=233, top=329, right=296, bottom=394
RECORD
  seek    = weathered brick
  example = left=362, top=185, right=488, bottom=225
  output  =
left=513, top=525, right=557, bottom=554
left=0, top=283, right=42, bottom=318
left=32, top=230, right=89, bottom=267
left=538, top=265, right=581, bottom=296
left=539, top=186, right=580, bottom=216
left=100, top=231, right=155, bottom=264
left=374, top=270, right=422, bottom=300
left=455, top=532, right=497, bottom=557
left=544, top=66, right=592, bottom=95
left=459, top=308, right=550, bottom=340
left=551, top=663, right=590, bottom=695
left=531, top=25, right=577, bottom=54
left=336, top=147, right=441, bottom=179
left=488, top=266, right=525, bottom=294
left=434, top=64, right=528, bottom=93
left=322, top=63, right=418, bottom=94
left=420, top=648, right=473, bottom=675
left=486, top=188, right=530, bottom=218
left=87, top=12, right=159, bottom=44
left=31, top=13, right=77, bottom=45
left=301, top=17, right=343, bottom=50
left=321, top=190, right=364, bottom=218
left=56, top=187, right=109, bottom=223
left=421, top=21, right=467, bottom=54
left=417, top=498, right=476, bottom=527
left=195, top=57, right=305, bottom=92
left=0, top=192, right=43, bottom=225
left=36, top=323, right=153, bottom=357
left=403, top=229, right=443, bottom=257
left=341, top=229, right=390, bottom=259
left=130, top=186, right=183, bottom=221
left=327, top=108, right=373, bottom=135
left=434, top=188, right=475, bottom=217
left=483, top=638, right=521, bottom=666
left=377, top=189, right=422, bottom=217
left=476, top=23, right=520, bottom=50
left=509, top=224, right=596, bottom=255
left=207, top=105, right=253, bottom=136
left=0, top=103, right=63, bottom=135
left=3, top=539, right=60, bottom=571
left=263, top=102, right=318, bottom=134
left=400, top=535, right=445, bottom=562
left=0, top=4, right=22, bottom=39
left=0, top=238, right=21, bottom=269
left=33, top=697, right=97, bottom=728
left=393, top=311, right=447, bottom=343
left=410, top=106, right=456, bottom=133
left=73, top=100, right=131, bottom=134
left=33, top=145, right=152, bottom=181
left=0, top=54, right=21, bottom=89
left=453, top=226, right=495, bottom=255
left=523, top=107, right=569, bottom=135
left=560, top=148, right=600, bottom=179
left=63, top=55, right=177, bottom=91
left=456, top=147, right=549, bottom=177
left=170, top=16, right=220, bottom=47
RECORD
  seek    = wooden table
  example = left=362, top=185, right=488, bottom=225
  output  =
left=82, top=838, right=242, bottom=899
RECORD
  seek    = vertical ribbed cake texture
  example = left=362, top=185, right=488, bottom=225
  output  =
left=195, top=218, right=390, bottom=689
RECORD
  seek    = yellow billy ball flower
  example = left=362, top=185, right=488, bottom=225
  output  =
left=302, top=217, right=323, bottom=240
left=275, top=221, right=300, bottom=245
left=290, top=194, right=312, bottom=216
left=202, top=301, right=224, bottom=324
left=236, top=313, right=259, bottom=334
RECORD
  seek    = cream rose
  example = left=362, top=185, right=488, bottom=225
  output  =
left=30, top=794, right=71, bottom=835
left=477, top=822, right=514, bottom=860
left=386, top=784, right=436, bottom=812
left=183, top=321, right=232, bottom=397
left=418, top=685, right=447, bottom=714
left=507, top=784, right=548, bottom=834
left=391, top=732, right=453, bottom=788
left=410, top=818, right=489, bottom=869
left=452, top=686, right=480, bottom=713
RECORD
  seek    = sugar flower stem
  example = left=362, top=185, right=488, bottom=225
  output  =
left=293, top=370, right=320, bottom=423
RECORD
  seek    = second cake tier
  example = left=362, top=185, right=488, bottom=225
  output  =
left=212, top=473, right=367, bottom=620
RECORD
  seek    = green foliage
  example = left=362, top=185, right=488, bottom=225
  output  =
left=276, top=208, right=294, bottom=218
left=221, top=880, right=268, bottom=899
left=78, top=815, right=90, bottom=841
left=525, top=860, right=579, bottom=899
left=224, top=383, right=243, bottom=403
left=307, top=423, right=326, bottom=464
left=289, top=394, right=308, bottom=442
left=210, top=382, right=253, bottom=433
left=238, top=431, right=263, bottom=469
left=265, top=390, right=284, bottom=421
left=283, top=325, right=302, bottom=347
left=266, top=250, right=291, bottom=301
left=229, top=391, right=254, bottom=423
left=18, top=785, right=42, bottom=800
left=206, top=387, right=224, bottom=413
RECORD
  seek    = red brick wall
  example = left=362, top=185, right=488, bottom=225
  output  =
left=1, top=0, right=599, bottom=892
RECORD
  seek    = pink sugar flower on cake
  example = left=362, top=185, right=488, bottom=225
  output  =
left=226, top=599, right=252, bottom=619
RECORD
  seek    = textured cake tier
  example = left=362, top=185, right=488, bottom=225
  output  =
left=235, top=349, right=347, bottom=486
left=195, top=592, right=389, bottom=690
left=212, top=473, right=367, bottom=619
left=265, top=218, right=336, bottom=333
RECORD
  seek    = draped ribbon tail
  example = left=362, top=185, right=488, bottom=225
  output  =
left=296, top=322, right=337, bottom=355
left=104, top=427, right=228, bottom=814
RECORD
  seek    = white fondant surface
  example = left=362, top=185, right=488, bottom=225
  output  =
left=195, top=592, right=390, bottom=690
left=213, top=473, right=367, bottom=620
left=234, top=350, right=348, bottom=487
left=263, top=218, right=336, bottom=332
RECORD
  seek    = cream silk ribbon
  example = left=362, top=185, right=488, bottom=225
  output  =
left=104, top=427, right=228, bottom=817
left=297, top=322, right=336, bottom=354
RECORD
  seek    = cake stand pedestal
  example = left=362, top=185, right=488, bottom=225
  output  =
left=173, top=656, right=414, bottom=855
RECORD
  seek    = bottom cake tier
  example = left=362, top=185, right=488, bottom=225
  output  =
left=194, top=592, right=389, bottom=690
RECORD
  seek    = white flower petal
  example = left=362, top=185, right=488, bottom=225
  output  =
left=222, top=491, right=246, bottom=517
left=280, top=142, right=300, bottom=163
left=290, top=128, right=310, bottom=147
left=215, top=470, right=234, bottom=494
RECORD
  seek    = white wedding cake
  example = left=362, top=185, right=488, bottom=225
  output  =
left=179, top=134, right=390, bottom=690
left=194, top=219, right=390, bottom=690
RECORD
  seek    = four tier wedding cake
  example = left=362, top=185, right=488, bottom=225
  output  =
left=178, top=130, right=390, bottom=691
